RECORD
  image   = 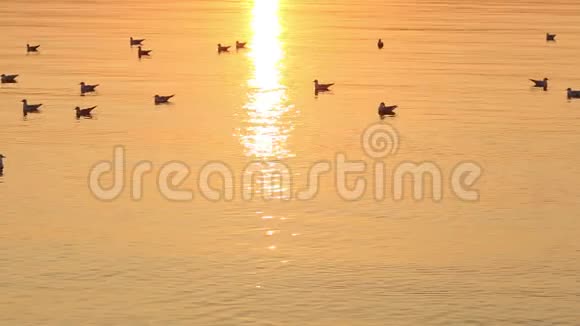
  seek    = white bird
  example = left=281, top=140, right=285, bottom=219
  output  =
left=530, top=78, right=548, bottom=90
left=80, top=82, right=99, bottom=96
left=26, top=44, right=40, bottom=52
left=314, top=79, right=334, bottom=92
left=1, top=74, right=18, bottom=83
left=138, top=46, right=152, bottom=58
left=22, top=99, right=42, bottom=117
left=130, top=37, right=145, bottom=46
left=567, top=88, right=580, bottom=99
left=217, top=43, right=231, bottom=53
left=378, top=102, right=398, bottom=118
left=154, top=94, right=175, bottom=105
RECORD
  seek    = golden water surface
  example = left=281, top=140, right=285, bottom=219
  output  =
left=1, top=0, right=580, bottom=324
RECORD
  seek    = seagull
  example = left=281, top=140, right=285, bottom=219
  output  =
left=530, top=78, right=548, bottom=90
left=0, top=153, right=4, bottom=176
left=80, top=82, right=99, bottom=96
left=378, top=102, right=397, bottom=118
left=138, top=46, right=152, bottom=58
left=567, top=88, right=580, bottom=99
left=377, top=38, right=384, bottom=49
left=130, top=37, right=145, bottom=46
left=314, top=79, right=334, bottom=92
left=1, top=74, right=18, bottom=83
left=236, top=41, right=247, bottom=49
left=154, top=94, right=175, bottom=105
left=217, top=43, right=231, bottom=53
left=26, top=44, right=40, bottom=52
left=22, top=99, right=42, bottom=117
left=75, top=106, right=97, bottom=119
left=546, top=33, right=556, bottom=41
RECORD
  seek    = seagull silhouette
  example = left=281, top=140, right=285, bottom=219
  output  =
left=154, top=94, right=175, bottom=105
left=138, top=46, right=152, bottom=58
left=0, top=154, right=5, bottom=176
left=1, top=74, right=18, bottom=83
left=22, top=99, right=42, bottom=117
left=75, top=106, right=97, bottom=119
left=236, top=41, right=247, bottom=49
left=80, top=82, right=99, bottom=96
left=26, top=44, right=40, bottom=53
left=130, top=37, right=145, bottom=46
left=217, top=44, right=231, bottom=53
left=567, top=88, right=580, bottom=99
left=530, top=78, right=548, bottom=91
left=378, top=102, right=397, bottom=119
left=314, top=79, right=334, bottom=92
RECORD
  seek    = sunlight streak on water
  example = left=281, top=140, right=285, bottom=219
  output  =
left=240, top=0, right=293, bottom=160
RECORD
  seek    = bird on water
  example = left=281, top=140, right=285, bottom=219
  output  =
left=75, top=106, right=97, bottom=119
left=530, top=78, right=549, bottom=91
left=22, top=99, right=43, bottom=117
left=154, top=94, right=175, bottom=105
left=378, top=102, right=397, bottom=119
left=80, top=82, right=99, bottom=96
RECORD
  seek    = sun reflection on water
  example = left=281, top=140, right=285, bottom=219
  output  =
left=240, top=0, right=293, bottom=160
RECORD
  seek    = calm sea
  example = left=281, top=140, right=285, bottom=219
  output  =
left=1, top=0, right=580, bottom=324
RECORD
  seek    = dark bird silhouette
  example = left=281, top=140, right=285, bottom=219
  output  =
left=80, top=82, right=99, bottom=96
left=378, top=102, right=397, bottom=119
left=26, top=44, right=40, bottom=53
left=130, top=37, right=145, bottom=46
left=236, top=41, right=247, bottom=49
left=567, top=88, right=580, bottom=99
left=546, top=33, right=556, bottom=41
left=314, top=79, right=334, bottom=92
left=377, top=38, right=384, bottom=49
left=138, top=46, right=152, bottom=58
left=154, top=94, right=175, bottom=105
left=22, top=99, right=42, bottom=117
left=1, top=74, right=18, bottom=83
left=0, top=153, right=5, bottom=176
left=217, top=43, right=231, bottom=53
left=530, top=78, right=548, bottom=91
left=75, top=106, right=97, bottom=119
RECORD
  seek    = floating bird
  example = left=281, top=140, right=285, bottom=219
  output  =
left=1, top=74, right=18, bottom=83
left=26, top=44, right=40, bottom=53
left=377, top=38, right=384, bottom=49
left=130, top=37, right=145, bottom=46
left=236, top=41, right=247, bottom=49
left=0, top=153, right=4, bottom=176
left=80, top=82, right=99, bottom=96
left=217, top=43, right=231, bottom=53
left=75, top=106, right=97, bottom=119
left=22, top=99, right=42, bottom=117
left=314, top=79, right=334, bottom=92
left=378, top=102, right=397, bottom=118
left=567, top=88, right=580, bottom=99
left=546, top=33, right=556, bottom=41
left=530, top=78, right=548, bottom=90
left=154, top=94, right=175, bottom=105
left=138, top=46, right=152, bottom=58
